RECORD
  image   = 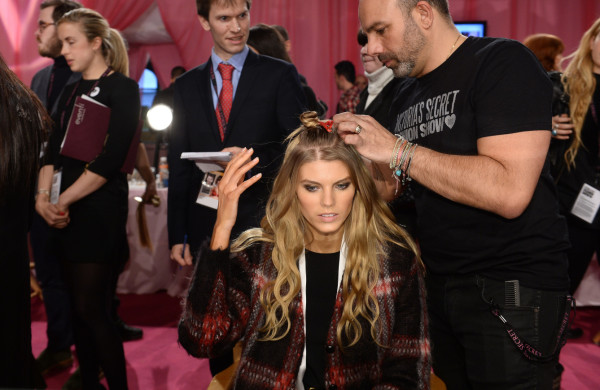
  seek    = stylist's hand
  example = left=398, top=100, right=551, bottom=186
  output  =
left=170, top=243, right=193, bottom=267
left=333, top=112, right=397, bottom=164
left=551, top=114, right=574, bottom=140
left=210, top=148, right=261, bottom=250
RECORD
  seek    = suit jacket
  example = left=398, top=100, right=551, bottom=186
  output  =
left=356, top=77, right=401, bottom=130
left=167, top=50, right=306, bottom=251
left=178, top=242, right=431, bottom=389
left=30, top=63, right=81, bottom=115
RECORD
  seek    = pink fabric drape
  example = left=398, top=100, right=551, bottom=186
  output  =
left=1, top=1, right=53, bottom=82
left=80, top=0, right=154, bottom=31
left=250, top=0, right=361, bottom=117
left=3, top=0, right=600, bottom=114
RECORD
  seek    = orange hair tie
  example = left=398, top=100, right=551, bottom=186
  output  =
left=319, top=120, right=334, bottom=133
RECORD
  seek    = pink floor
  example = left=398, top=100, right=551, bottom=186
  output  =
left=31, top=292, right=600, bottom=390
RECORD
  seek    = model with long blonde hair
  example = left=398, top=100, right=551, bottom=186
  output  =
left=233, top=112, right=419, bottom=346
left=549, top=18, right=600, bottom=341
left=555, top=18, right=600, bottom=167
left=179, top=111, right=430, bottom=389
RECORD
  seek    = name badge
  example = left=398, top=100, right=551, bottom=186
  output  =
left=570, top=183, right=600, bottom=224
left=51, top=169, right=62, bottom=204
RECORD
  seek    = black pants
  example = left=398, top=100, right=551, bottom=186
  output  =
left=427, top=274, right=570, bottom=390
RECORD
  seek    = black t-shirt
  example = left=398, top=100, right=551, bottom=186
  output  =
left=302, top=250, right=339, bottom=389
left=390, top=37, right=569, bottom=290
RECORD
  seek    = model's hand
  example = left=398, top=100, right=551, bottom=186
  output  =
left=170, top=243, right=193, bottom=266
left=210, top=148, right=261, bottom=250
left=551, top=114, right=574, bottom=140
left=333, top=112, right=397, bottom=164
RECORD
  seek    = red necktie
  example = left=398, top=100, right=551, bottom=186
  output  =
left=216, top=63, right=234, bottom=141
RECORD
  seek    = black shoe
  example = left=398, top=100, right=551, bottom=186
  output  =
left=567, top=327, right=584, bottom=339
left=116, top=318, right=143, bottom=341
left=36, top=348, right=73, bottom=376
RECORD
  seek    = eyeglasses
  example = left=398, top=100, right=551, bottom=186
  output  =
left=38, top=21, right=55, bottom=32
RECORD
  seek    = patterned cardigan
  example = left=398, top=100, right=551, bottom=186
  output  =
left=178, top=241, right=431, bottom=389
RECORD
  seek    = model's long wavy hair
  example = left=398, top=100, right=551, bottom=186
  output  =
left=232, top=111, right=420, bottom=347
left=58, top=8, right=129, bottom=76
left=0, top=55, right=50, bottom=201
left=561, top=18, right=600, bottom=169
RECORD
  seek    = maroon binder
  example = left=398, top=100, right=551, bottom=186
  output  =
left=60, top=94, right=141, bottom=173
left=60, top=94, right=110, bottom=162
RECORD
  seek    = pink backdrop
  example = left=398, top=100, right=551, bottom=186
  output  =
left=2, top=0, right=600, bottom=116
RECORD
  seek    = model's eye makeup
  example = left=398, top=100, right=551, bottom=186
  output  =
left=335, top=182, right=351, bottom=190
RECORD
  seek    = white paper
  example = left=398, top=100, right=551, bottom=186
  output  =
left=196, top=195, right=218, bottom=209
left=195, top=171, right=222, bottom=209
left=181, top=152, right=232, bottom=172
left=80, top=93, right=108, bottom=107
left=571, top=183, right=600, bottom=224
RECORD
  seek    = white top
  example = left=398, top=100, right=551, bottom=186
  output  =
left=364, top=66, right=395, bottom=109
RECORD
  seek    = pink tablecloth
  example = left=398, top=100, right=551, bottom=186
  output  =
left=117, top=186, right=192, bottom=296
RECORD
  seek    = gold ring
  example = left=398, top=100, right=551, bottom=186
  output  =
left=355, top=125, right=362, bottom=134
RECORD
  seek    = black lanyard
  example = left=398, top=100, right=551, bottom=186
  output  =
left=488, top=295, right=574, bottom=363
left=60, top=67, right=111, bottom=129
left=209, top=64, right=229, bottom=131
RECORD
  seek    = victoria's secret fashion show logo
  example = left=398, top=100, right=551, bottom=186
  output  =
left=394, top=90, right=460, bottom=141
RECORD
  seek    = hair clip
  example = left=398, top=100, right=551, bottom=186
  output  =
left=319, top=120, right=334, bottom=133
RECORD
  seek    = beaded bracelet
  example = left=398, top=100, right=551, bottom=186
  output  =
left=390, top=137, right=419, bottom=188
left=402, top=143, right=418, bottom=185
left=389, top=136, right=404, bottom=169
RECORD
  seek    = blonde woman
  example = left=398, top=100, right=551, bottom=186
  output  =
left=550, top=19, right=600, bottom=306
left=35, top=8, right=139, bottom=389
left=179, top=112, right=430, bottom=389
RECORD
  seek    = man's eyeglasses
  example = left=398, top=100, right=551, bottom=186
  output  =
left=38, top=21, right=55, bottom=32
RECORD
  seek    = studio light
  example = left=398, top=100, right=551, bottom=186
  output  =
left=147, top=104, right=173, bottom=131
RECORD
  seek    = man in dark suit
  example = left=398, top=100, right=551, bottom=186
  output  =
left=168, top=0, right=305, bottom=267
left=168, top=0, right=305, bottom=374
